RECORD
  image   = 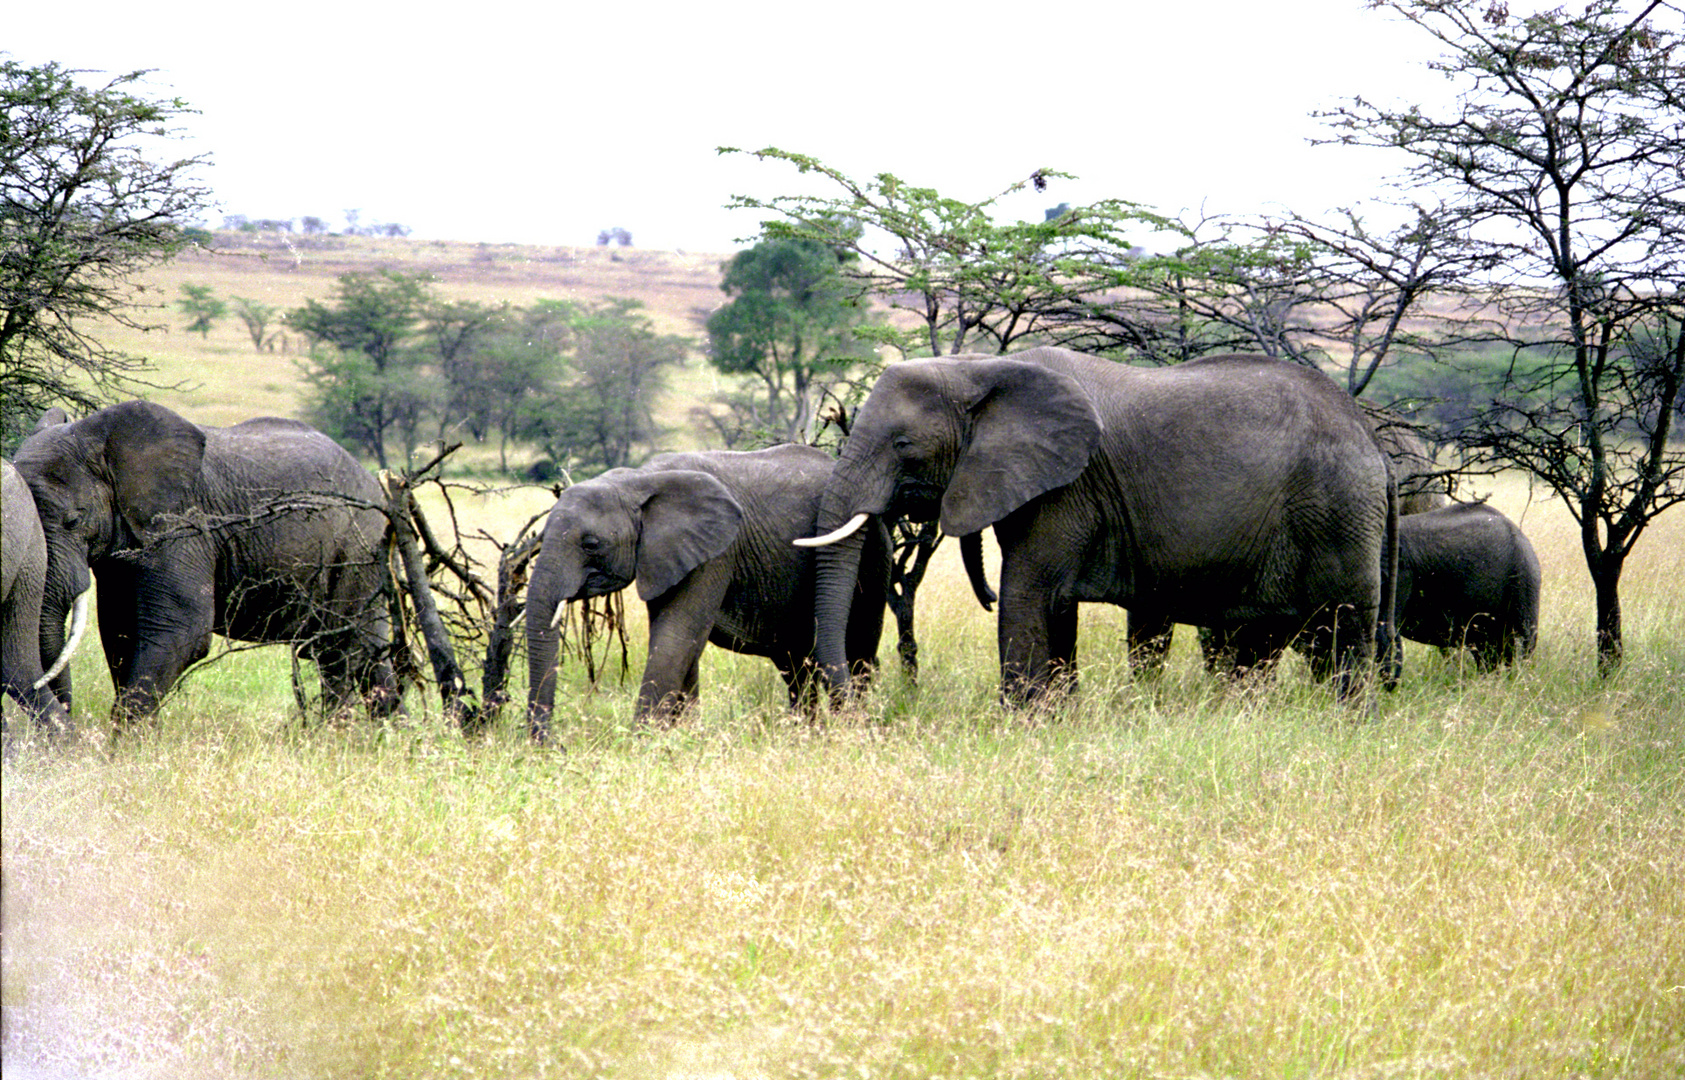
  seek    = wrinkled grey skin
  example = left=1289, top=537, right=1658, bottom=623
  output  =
left=3, top=459, right=74, bottom=735
left=810, top=348, right=1396, bottom=706
left=1133, top=400, right=1439, bottom=680
left=526, top=445, right=887, bottom=741
left=14, top=401, right=398, bottom=726
left=1394, top=501, right=1540, bottom=670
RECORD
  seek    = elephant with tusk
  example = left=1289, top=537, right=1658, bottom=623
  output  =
left=798, top=348, right=1398, bottom=708
left=525, top=444, right=888, bottom=743
left=3, top=458, right=84, bottom=737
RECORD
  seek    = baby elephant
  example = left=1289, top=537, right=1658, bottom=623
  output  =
left=524, top=445, right=888, bottom=742
left=1395, top=501, right=1541, bottom=671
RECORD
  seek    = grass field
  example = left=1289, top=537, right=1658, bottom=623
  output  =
left=4, top=236, right=1683, bottom=1079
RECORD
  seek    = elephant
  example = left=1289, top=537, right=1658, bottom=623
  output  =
left=13, top=401, right=399, bottom=726
left=525, top=444, right=888, bottom=741
left=799, top=348, right=1397, bottom=706
left=1124, top=398, right=1444, bottom=679
left=1393, top=501, right=1540, bottom=670
left=3, top=459, right=85, bottom=736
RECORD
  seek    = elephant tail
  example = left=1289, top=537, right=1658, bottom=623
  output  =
left=1378, top=459, right=1401, bottom=689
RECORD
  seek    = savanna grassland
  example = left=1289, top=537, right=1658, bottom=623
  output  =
left=3, top=235, right=1683, bottom=1080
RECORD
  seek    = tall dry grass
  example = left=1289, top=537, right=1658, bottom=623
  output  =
left=5, top=462, right=1683, bottom=1079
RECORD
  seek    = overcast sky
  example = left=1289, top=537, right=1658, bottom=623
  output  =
left=11, top=0, right=1458, bottom=253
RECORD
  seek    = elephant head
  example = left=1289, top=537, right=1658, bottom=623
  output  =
left=800, top=357, right=1103, bottom=691
left=13, top=401, right=207, bottom=710
left=3, top=458, right=85, bottom=734
left=525, top=468, right=743, bottom=741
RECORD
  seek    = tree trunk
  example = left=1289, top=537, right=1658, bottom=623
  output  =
left=380, top=472, right=471, bottom=724
left=1591, top=552, right=1624, bottom=677
left=475, top=534, right=539, bottom=733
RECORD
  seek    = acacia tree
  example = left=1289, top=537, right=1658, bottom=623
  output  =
left=231, top=296, right=280, bottom=351
left=1, top=61, right=212, bottom=449
left=722, top=147, right=1169, bottom=359
left=724, top=149, right=1175, bottom=673
left=176, top=283, right=225, bottom=338
left=520, top=298, right=689, bottom=474
left=291, top=270, right=436, bottom=468
left=706, top=237, right=876, bottom=443
left=1324, top=0, right=1685, bottom=674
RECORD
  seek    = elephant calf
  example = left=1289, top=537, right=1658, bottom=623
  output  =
left=1394, top=501, right=1541, bottom=671
left=525, top=445, right=888, bottom=741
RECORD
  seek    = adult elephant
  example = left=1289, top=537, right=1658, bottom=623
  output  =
left=14, top=401, right=399, bottom=726
left=3, top=459, right=85, bottom=735
left=799, top=348, right=1397, bottom=706
left=1395, top=501, right=1540, bottom=670
left=526, top=445, right=887, bottom=741
left=1126, top=398, right=1442, bottom=678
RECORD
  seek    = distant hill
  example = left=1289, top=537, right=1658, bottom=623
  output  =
left=98, top=232, right=732, bottom=464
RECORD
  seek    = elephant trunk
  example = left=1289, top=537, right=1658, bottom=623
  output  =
left=37, top=561, right=90, bottom=712
left=812, top=532, right=867, bottom=694
left=808, top=460, right=895, bottom=697
left=525, top=576, right=565, bottom=745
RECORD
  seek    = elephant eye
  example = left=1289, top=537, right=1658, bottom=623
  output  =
left=579, top=533, right=602, bottom=553
left=892, top=435, right=914, bottom=454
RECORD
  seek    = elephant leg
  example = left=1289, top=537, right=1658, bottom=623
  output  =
left=1127, top=609, right=1175, bottom=675
left=998, top=587, right=1078, bottom=707
left=638, top=562, right=732, bottom=725
left=1328, top=601, right=1378, bottom=704
left=110, top=566, right=214, bottom=726
left=311, top=623, right=401, bottom=720
left=1204, top=621, right=1288, bottom=682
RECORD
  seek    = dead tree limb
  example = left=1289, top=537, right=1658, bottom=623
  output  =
left=381, top=469, right=473, bottom=726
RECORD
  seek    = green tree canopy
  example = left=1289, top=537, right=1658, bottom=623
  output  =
left=706, top=237, right=875, bottom=443
left=291, top=270, right=436, bottom=468
left=722, top=148, right=1173, bottom=360
left=521, top=298, right=689, bottom=475
left=1, top=60, right=212, bottom=449
left=176, top=283, right=225, bottom=338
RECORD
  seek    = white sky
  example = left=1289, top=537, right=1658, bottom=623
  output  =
left=10, top=0, right=1458, bottom=253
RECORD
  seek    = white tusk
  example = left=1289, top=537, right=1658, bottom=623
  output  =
left=549, top=598, right=568, bottom=630
left=794, top=512, right=869, bottom=548
left=35, top=587, right=90, bottom=689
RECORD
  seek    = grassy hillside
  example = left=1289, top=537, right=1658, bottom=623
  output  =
left=89, top=231, right=732, bottom=451
left=4, top=236, right=1683, bottom=1079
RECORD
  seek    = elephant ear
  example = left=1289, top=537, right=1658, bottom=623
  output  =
left=940, top=360, right=1103, bottom=537
left=33, top=406, right=70, bottom=434
left=88, top=401, right=207, bottom=532
left=631, top=469, right=744, bottom=601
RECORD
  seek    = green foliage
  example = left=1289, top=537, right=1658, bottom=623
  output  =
left=521, top=298, right=689, bottom=474
left=291, top=275, right=694, bottom=476
left=705, top=237, right=876, bottom=443
left=229, top=296, right=280, bottom=351
left=0, top=60, right=212, bottom=450
left=436, top=300, right=571, bottom=472
left=722, top=148, right=1173, bottom=361
left=175, top=283, right=225, bottom=338
left=291, top=270, right=437, bottom=468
